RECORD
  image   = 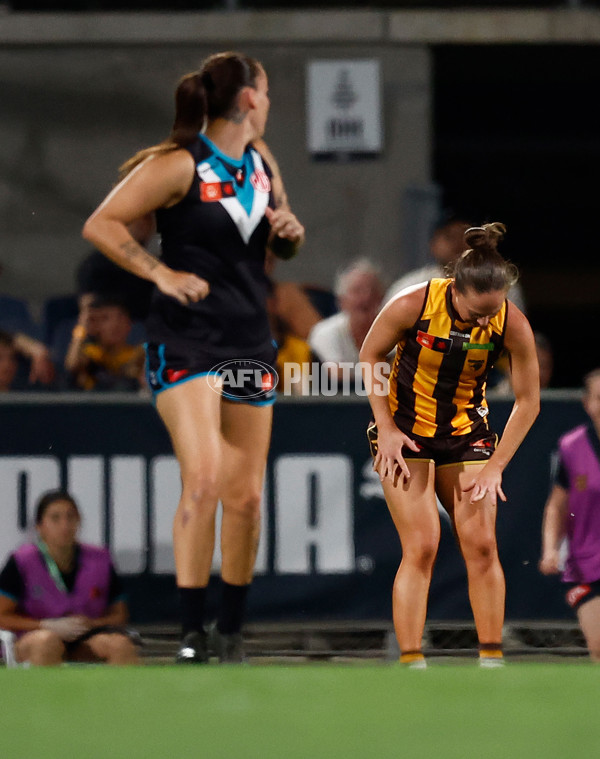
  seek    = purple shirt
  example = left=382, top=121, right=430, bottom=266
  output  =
left=13, top=543, right=112, bottom=621
left=557, top=423, right=600, bottom=583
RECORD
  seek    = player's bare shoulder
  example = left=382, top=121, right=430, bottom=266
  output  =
left=380, top=281, right=428, bottom=327
left=128, top=149, right=196, bottom=209
left=504, top=298, right=536, bottom=352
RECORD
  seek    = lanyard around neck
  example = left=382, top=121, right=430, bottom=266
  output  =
left=35, top=538, right=70, bottom=594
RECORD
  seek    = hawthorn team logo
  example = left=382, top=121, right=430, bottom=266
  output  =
left=468, top=359, right=485, bottom=371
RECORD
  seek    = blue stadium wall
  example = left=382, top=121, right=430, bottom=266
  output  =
left=0, top=394, right=586, bottom=624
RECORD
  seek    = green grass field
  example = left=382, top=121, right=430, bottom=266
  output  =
left=1, top=661, right=598, bottom=758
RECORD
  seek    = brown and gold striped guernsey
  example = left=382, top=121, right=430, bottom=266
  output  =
left=389, top=278, right=508, bottom=438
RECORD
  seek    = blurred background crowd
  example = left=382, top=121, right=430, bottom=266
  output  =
left=0, top=3, right=597, bottom=396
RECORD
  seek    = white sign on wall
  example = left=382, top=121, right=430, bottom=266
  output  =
left=306, top=59, right=383, bottom=156
left=0, top=454, right=357, bottom=577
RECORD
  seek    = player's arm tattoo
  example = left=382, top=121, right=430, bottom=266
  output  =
left=119, top=240, right=160, bottom=275
left=273, top=185, right=289, bottom=210
left=270, top=171, right=289, bottom=210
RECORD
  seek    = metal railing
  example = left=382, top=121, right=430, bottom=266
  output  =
left=136, top=620, right=589, bottom=664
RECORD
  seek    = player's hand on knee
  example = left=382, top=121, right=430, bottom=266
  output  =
left=464, top=464, right=506, bottom=505
left=374, top=430, right=419, bottom=483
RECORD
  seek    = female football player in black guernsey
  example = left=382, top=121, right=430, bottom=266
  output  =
left=83, top=52, right=304, bottom=663
left=360, top=223, right=539, bottom=669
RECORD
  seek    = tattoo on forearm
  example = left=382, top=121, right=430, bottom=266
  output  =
left=274, top=189, right=289, bottom=209
left=119, top=240, right=159, bottom=272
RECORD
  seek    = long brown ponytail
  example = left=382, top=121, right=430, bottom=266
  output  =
left=119, top=51, right=262, bottom=179
left=448, top=222, right=519, bottom=294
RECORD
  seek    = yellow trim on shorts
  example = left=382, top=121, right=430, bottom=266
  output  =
left=435, top=459, right=490, bottom=470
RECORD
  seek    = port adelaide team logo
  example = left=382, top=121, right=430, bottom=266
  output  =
left=209, top=359, right=279, bottom=401
left=250, top=170, right=271, bottom=193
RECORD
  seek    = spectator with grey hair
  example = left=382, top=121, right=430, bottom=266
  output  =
left=308, top=258, right=386, bottom=390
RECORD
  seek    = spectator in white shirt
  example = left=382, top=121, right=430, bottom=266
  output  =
left=308, top=258, right=386, bottom=391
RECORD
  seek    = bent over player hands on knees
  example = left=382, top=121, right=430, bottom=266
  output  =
left=372, top=424, right=420, bottom=484
left=360, top=222, right=540, bottom=669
